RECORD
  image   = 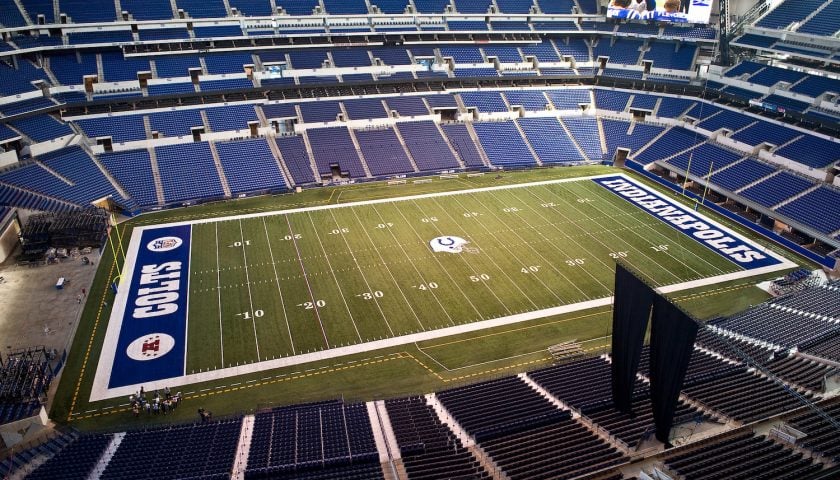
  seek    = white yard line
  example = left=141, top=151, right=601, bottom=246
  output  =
left=451, top=192, right=585, bottom=302
left=370, top=203, right=455, bottom=326
left=184, top=225, right=192, bottom=373
left=389, top=202, right=485, bottom=322
left=238, top=219, right=261, bottom=361
left=524, top=185, right=659, bottom=284
left=345, top=205, right=426, bottom=332
left=432, top=195, right=545, bottom=308
left=131, top=174, right=625, bottom=232
left=262, top=217, right=296, bottom=355
left=536, top=183, right=687, bottom=284
left=580, top=181, right=729, bottom=277
left=90, top=254, right=796, bottom=402
left=90, top=174, right=797, bottom=401
left=306, top=211, right=364, bottom=342
left=411, top=198, right=514, bottom=316
left=216, top=223, right=225, bottom=367
left=284, top=214, right=330, bottom=348
left=512, top=188, right=617, bottom=294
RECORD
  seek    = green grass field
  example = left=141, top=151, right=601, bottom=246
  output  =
left=53, top=167, right=803, bottom=430
left=184, top=176, right=738, bottom=373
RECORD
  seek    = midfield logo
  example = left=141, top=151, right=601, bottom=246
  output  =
left=429, top=236, right=478, bottom=254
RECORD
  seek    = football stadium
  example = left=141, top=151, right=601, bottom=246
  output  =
left=0, top=0, right=839, bottom=478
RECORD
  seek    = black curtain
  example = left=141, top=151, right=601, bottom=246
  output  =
left=649, top=296, right=698, bottom=445
left=610, top=264, right=655, bottom=414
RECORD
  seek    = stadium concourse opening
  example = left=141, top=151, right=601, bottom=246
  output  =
left=2, top=0, right=840, bottom=477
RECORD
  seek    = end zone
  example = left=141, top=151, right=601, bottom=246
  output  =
left=91, top=225, right=191, bottom=400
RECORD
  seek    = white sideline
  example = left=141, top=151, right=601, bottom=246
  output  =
left=90, top=174, right=797, bottom=401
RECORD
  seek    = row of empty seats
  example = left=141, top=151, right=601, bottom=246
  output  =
left=3, top=0, right=600, bottom=24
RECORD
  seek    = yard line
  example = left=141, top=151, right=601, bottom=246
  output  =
left=504, top=188, right=619, bottom=294
left=185, top=225, right=193, bottom=373
left=284, top=214, right=330, bottom=348
left=408, top=199, right=512, bottom=316
left=215, top=223, right=224, bottom=368
left=451, top=192, right=587, bottom=302
left=578, top=182, right=730, bottom=276
left=262, top=217, right=297, bottom=355
left=305, top=211, right=365, bottom=341
left=566, top=182, right=723, bottom=278
left=238, top=219, right=261, bottom=361
left=429, top=196, right=542, bottom=310
left=343, top=206, right=426, bottom=331
left=389, top=202, right=485, bottom=321
left=370, top=204, right=455, bottom=326
left=529, top=184, right=676, bottom=284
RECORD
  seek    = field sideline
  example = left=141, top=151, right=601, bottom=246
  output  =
left=52, top=167, right=805, bottom=430
left=90, top=173, right=793, bottom=401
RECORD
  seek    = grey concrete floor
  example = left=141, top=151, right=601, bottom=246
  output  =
left=0, top=249, right=100, bottom=358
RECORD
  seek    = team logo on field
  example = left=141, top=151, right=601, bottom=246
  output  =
left=126, top=333, right=176, bottom=361
left=147, top=236, right=183, bottom=252
left=430, top=236, right=476, bottom=254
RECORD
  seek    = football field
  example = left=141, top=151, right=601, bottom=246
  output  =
left=91, top=174, right=794, bottom=400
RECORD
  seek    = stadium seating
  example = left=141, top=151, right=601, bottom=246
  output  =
left=354, top=127, right=415, bottom=176
left=27, top=434, right=112, bottom=480
left=275, top=136, right=316, bottom=185
left=121, top=0, right=173, bottom=19
left=633, top=127, right=705, bottom=165
left=344, top=98, right=388, bottom=120
left=441, top=123, right=486, bottom=168
left=204, top=105, right=258, bottom=132
left=533, top=356, right=702, bottom=448
left=595, top=90, right=632, bottom=112
left=518, top=117, right=584, bottom=165
left=777, top=186, right=840, bottom=234
left=697, top=109, right=755, bottom=132
left=384, top=96, right=429, bottom=117
left=100, top=150, right=160, bottom=207
left=710, top=303, right=835, bottom=348
left=602, top=120, right=665, bottom=159
left=216, top=139, right=287, bottom=194
left=307, top=127, right=368, bottom=177
left=229, top=0, right=272, bottom=16
left=101, top=419, right=241, bottom=479
left=460, top=91, right=508, bottom=113
left=471, top=121, right=537, bottom=167
left=76, top=115, right=147, bottom=143
left=561, top=117, right=602, bottom=161
left=663, top=430, right=824, bottom=479
left=774, top=134, right=840, bottom=169
left=155, top=142, right=225, bottom=203
left=396, top=121, right=461, bottom=171
left=739, top=171, right=815, bottom=208
left=9, top=115, right=73, bottom=142
left=756, top=0, right=826, bottom=30
left=666, top=143, right=744, bottom=178
left=61, top=0, right=117, bottom=23
left=785, top=398, right=840, bottom=462
left=709, top=158, right=776, bottom=192
left=246, top=400, right=378, bottom=478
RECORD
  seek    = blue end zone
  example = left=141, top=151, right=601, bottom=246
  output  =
left=594, top=176, right=782, bottom=270
left=108, top=225, right=191, bottom=389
